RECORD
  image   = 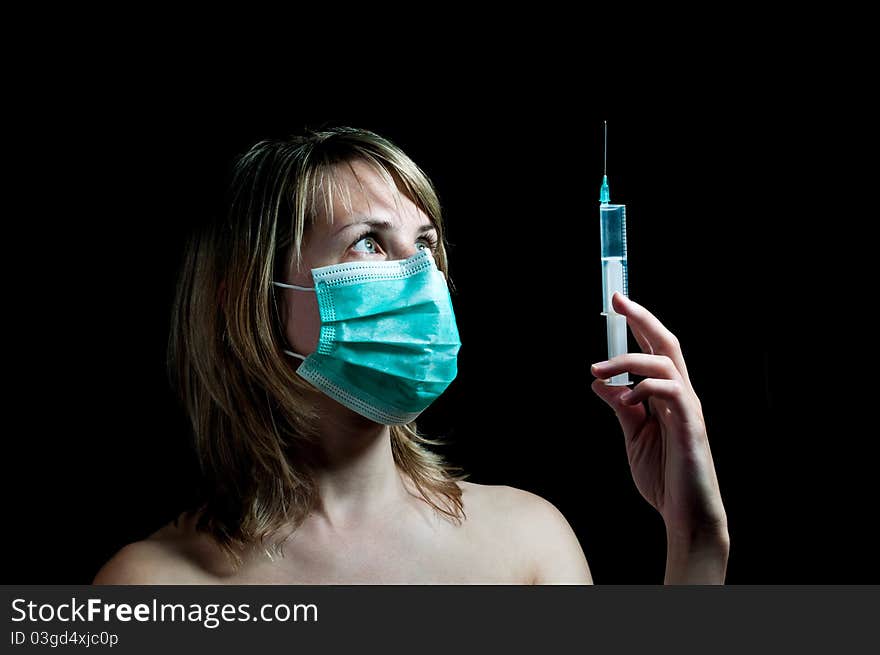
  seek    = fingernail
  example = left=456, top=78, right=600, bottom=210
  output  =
left=591, top=362, right=608, bottom=373
left=620, top=391, right=633, bottom=403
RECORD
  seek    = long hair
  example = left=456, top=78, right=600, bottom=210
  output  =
left=167, top=126, right=466, bottom=569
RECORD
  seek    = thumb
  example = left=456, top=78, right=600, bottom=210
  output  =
left=590, top=377, right=645, bottom=436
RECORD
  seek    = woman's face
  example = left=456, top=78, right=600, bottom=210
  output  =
left=279, top=159, right=439, bottom=357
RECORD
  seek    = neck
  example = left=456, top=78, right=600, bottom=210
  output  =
left=304, top=391, right=409, bottom=530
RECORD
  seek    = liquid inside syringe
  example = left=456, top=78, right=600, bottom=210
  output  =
left=599, top=204, right=628, bottom=315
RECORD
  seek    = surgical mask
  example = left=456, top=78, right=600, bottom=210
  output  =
left=272, top=249, right=461, bottom=425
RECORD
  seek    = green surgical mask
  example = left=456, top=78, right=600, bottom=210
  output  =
left=273, top=249, right=461, bottom=425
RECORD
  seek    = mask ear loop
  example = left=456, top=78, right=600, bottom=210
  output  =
left=271, top=281, right=314, bottom=360
left=272, top=281, right=314, bottom=291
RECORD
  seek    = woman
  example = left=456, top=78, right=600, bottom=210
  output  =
left=93, top=126, right=729, bottom=584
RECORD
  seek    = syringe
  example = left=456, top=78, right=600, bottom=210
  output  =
left=599, top=121, right=632, bottom=386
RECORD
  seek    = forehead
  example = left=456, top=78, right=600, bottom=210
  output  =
left=312, top=158, right=426, bottom=227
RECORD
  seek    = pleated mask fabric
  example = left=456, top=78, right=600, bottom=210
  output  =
left=273, top=249, right=461, bottom=425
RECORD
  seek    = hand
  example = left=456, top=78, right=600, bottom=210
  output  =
left=590, top=292, right=728, bottom=542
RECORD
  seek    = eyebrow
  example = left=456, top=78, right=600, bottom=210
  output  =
left=334, top=218, right=437, bottom=237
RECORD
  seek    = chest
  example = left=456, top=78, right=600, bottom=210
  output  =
left=213, top=524, right=529, bottom=584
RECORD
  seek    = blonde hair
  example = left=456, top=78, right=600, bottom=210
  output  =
left=167, top=126, right=466, bottom=569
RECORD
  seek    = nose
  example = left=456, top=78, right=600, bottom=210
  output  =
left=389, top=239, right=423, bottom=262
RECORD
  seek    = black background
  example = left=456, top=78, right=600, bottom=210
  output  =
left=6, top=57, right=874, bottom=584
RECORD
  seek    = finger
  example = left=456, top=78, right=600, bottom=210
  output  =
left=612, top=292, right=694, bottom=388
left=612, top=292, right=678, bottom=353
left=591, top=353, right=680, bottom=381
left=629, top=320, right=654, bottom=355
left=619, top=378, right=691, bottom=417
left=590, top=377, right=646, bottom=436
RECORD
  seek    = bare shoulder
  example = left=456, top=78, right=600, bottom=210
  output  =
left=459, top=481, right=593, bottom=584
left=92, top=513, right=217, bottom=585
left=458, top=481, right=578, bottom=532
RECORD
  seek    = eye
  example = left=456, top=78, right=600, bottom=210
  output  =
left=352, top=235, right=380, bottom=254
left=417, top=234, right=439, bottom=253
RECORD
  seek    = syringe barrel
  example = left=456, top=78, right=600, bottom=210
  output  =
left=599, top=203, right=631, bottom=386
